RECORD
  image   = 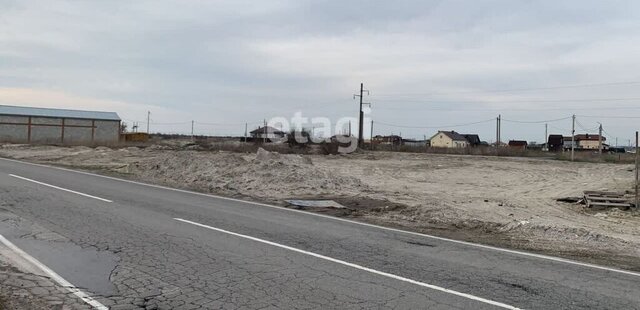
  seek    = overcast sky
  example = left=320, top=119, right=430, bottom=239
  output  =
left=1, top=0, right=640, bottom=143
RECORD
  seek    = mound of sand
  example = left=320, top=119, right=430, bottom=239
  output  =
left=131, top=148, right=367, bottom=198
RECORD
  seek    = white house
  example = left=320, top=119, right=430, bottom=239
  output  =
left=429, top=131, right=469, bottom=148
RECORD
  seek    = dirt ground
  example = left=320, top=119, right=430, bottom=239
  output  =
left=1, top=141, right=639, bottom=270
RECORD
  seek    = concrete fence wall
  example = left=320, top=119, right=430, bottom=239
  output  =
left=0, top=114, right=120, bottom=145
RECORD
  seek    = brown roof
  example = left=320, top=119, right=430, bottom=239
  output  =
left=574, top=134, right=605, bottom=141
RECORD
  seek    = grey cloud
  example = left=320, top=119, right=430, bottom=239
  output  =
left=1, top=0, right=639, bottom=140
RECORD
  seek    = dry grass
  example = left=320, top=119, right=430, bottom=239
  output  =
left=195, top=140, right=316, bottom=154
left=105, top=133, right=640, bottom=164
left=369, top=144, right=636, bottom=164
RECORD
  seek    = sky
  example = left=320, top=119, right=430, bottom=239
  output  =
left=1, top=0, right=640, bottom=144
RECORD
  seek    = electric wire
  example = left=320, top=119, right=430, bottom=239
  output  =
left=371, top=80, right=640, bottom=97
left=577, top=115, right=640, bottom=119
left=372, top=97, right=640, bottom=104
left=501, top=116, right=572, bottom=124
left=374, top=118, right=495, bottom=129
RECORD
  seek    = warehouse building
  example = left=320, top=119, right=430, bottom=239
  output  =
left=0, top=105, right=121, bottom=145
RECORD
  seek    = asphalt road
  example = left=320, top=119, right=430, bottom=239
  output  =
left=0, top=157, right=638, bottom=309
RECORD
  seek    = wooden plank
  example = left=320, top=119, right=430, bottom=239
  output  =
left=584, top=191, right=624, bottom=196
left=587, top=202, right=631, bottom=207
left=584, top=196, right=629, bottom=202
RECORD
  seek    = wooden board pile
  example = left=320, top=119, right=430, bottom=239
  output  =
left=583, top=191, right=633, bottom=210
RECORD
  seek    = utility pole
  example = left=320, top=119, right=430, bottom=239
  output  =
left=353, top=83, right=369, bottom=148
left=370, top=120, right=374, bottom=150
left=571, top=114, right=576, bottom=161
left=146, top=111, right=150, bottom=134
left=244, top=123, right=248, bottom=142
left=544, top=123, right=548, bottom=151
left=191, top=120, right=194, bottom=139
left=348, top=121, right=352, bottom=136
left=263, top=119, right=267, bottom=144
left=598, top=123, right=603, bottom=155
left=496, top=115, right=499, bottom=147
left=496, top=115, right=501, bottom=147
left=358, top=83, right=364, bottom=147
left=636, top=131, right=640, bottom=212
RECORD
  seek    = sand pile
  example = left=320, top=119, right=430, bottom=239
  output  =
left=132, top=148, right=367, bottom=198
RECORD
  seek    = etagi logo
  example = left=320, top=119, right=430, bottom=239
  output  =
left=266, top=108, right=371, bottom=154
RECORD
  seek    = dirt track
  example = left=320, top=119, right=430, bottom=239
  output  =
left=1, top=142, right=639, bottom=270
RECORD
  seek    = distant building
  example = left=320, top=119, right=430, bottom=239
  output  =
left=547, top=135, right=564, bottom=152
left=609, top=146, right=625, bottom=153
left=402, top=139, right=428, bottom=147
left=461, top=134, right=481, bottom=147
left=558, top=134, right=607, bottom=151
left=0, top=105, right=121, bottom=145
left=250, top=126, right=286, bottom=141
left=563, top=136, right=576, bottom=150
left=429, top=131, right=469, bottom=148
left=372, top=135, right=402, bottom=145
left=575, top=134, right=605, bottom=149
left=527, top=142, right=545, bottom=150
left=122, top=132, right=149, bottom=142
left=508, top=140, right=528, bottom=150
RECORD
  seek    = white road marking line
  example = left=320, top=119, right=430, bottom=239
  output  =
left=0, top=234, right=108, bottom=310
left=8, top=174, right=112, bottom=203
left=174, top=217, right=520, bottom=310
left=2, top=157, right=639, bottom=278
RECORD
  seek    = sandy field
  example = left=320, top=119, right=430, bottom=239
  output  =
left=1, top=142, right=639, bottom=270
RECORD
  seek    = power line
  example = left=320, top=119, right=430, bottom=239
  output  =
left=577, top=115, right=640, bottom=119
left=124, top=119, right=261, bottom=126
left=601, top=129, right=613, bottom=140
left=602, top=128, right=614, bottom=137
left=549, top=124, right=570, bottom=133
left=575, top=119, right=599, bottom=132
left=196, top=121, right=262, bottom=126
left=149, top=121, right=193, bottom=126
left=123, top=119, right=192, bottom=125
left=373, top=97, right=640, bottom=104
left=501, top=116, right=572, bottom=124
left=372, top=80, right=640, bottom=97
left=375, top=118, right=494, bottom=129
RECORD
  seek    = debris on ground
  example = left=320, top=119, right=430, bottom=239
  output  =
left=583, top=191, right=633, bottom=210
left=285, top=200, right=346, bottom=209
left=556, top=197, right=583, bottom=203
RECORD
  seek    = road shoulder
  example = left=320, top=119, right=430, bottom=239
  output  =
left=0, top=243, right=91, bottom=310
